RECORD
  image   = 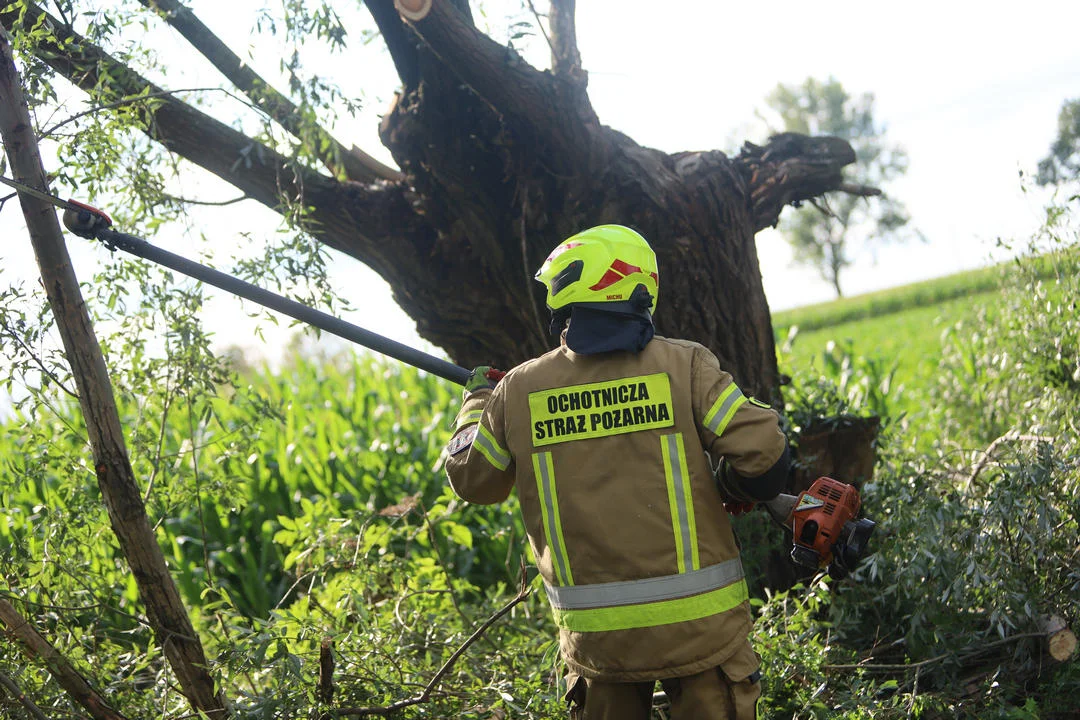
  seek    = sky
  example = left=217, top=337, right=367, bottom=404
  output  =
left=2, top=0, right=1079, bottom=366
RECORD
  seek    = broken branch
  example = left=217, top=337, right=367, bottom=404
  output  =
left=837, top=181, right=883, bottom=197
left=335, top=572, right=531, bottom=716
left=318, top=637, right=335, bottom=704
left=736, top=132, right=861, bottom=232
left=0, top=599, right=131, bottom=720
left=138, top=0, right=401, bottom=182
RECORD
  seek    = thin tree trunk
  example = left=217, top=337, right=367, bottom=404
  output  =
left=0, top=30, right=226, bottom=719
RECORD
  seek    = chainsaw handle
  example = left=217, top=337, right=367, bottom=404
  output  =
left=762, top=492, right=796, bottom=527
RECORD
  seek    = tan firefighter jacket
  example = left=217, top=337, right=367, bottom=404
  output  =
left=444, top=335, right=787, bottom=682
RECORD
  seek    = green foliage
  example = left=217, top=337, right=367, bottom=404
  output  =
left=0, top=341, right=551, bottom=717
left=158, top=352, right=527, bottom=618
left=8, top=0, right=358, bottom=323
left=773, top=252, right=1067, bottom=435
left=931, top=201, right=1080, bottom=446
left=762, top=199, right=1080, bottom=718
left=765, top=76, right=917, bottom=296
left=780, top=337, right=900, bottom=434
left=1037, top=98, right=1080, bottom=186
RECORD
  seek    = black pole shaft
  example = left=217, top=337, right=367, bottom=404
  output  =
left=96, top=228, right=473, bottom=386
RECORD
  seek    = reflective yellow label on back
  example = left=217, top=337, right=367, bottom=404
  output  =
left=528, top=373, right=674, bottom=447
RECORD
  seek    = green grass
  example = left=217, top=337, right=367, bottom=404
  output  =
left=772, top=249, right=1075, bottom=412
left=772, top=261, right=1014, bottom=426
left=771, top=263, right=1010, bottom=335
left=778, top=292, right=994, bottom=400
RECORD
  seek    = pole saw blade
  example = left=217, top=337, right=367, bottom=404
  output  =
left=0, top=175, right=113, bottom=238
left=0, top=174, right=77, bottom=210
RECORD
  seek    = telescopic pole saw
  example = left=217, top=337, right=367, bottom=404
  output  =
left=0, top=176, right=473, bottom=386
left=100, top=225, right=474, bottom=386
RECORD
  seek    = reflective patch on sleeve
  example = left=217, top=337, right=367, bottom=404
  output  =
left=748, top=397, right=771, bottom=409
left=705, top=383, right=746, bottom=436
left=455, top=409, right=485, bottom=430
left=474, top=425, right=512, bottom=470
left=447, top=425, right=478, bottom=456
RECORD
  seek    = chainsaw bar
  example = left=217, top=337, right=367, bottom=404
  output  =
left=0, top=175, right=113, bottom=238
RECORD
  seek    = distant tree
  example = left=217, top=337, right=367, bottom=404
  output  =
left=765, top=77, right=914, bottom=297
left=1037, top=98, right=1080, bottom=186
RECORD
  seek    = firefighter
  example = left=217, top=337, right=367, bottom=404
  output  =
left=444, top=225, right=789, bottom=719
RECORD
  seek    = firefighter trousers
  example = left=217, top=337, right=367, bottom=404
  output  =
left=564, top=642, right=761, bottom=720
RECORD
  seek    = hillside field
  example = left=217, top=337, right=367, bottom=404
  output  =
left=770, top=264, right=1015, bottom=422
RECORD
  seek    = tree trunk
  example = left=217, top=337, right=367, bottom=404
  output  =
left=366, top=1, right=859, bottom=400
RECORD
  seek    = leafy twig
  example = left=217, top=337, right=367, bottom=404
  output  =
left=0, top=321, right=79, bottom=399
left=41, top=87, right=257, bottom=136
left=418, top=500, right=474, bottom=626
left=334, top=570, right=531, bottom=717
left=824, top=632, right=1047, bottom=672
left=523, top=0, right=554, bottom=58
left=966, top=431, right=1054, bottom=488
left=0, top=669, right=49, bottom=720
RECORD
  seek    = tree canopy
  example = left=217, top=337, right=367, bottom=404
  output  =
left=1037, top=97, right=1080, bottom=186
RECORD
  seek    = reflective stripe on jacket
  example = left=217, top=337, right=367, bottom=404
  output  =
left=444, top=336, right=786, bottom=681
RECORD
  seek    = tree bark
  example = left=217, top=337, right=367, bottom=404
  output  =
left=0, top=31, right=226, bottom=719
left=549, top=0, right=583, bottom=78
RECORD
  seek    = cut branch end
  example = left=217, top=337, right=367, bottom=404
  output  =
left=395, top=0, right=433, bottom=22
left=1042, top=615, right=1077, bottom=662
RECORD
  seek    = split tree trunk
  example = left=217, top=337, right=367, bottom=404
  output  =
left=367, top=0, right=861, bottom=400
left=1, top=0, right=866, bottom=402
left=0, top=30, right=226, bottom=719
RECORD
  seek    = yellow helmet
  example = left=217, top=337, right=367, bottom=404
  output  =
left=535, top=225, right=659, bottom=312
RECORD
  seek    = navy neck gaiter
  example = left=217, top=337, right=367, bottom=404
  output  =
left=564, top=305, right=655, bottom=355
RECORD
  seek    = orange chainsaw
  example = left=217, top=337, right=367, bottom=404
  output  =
left=763, top=476, right=876, bottom=579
